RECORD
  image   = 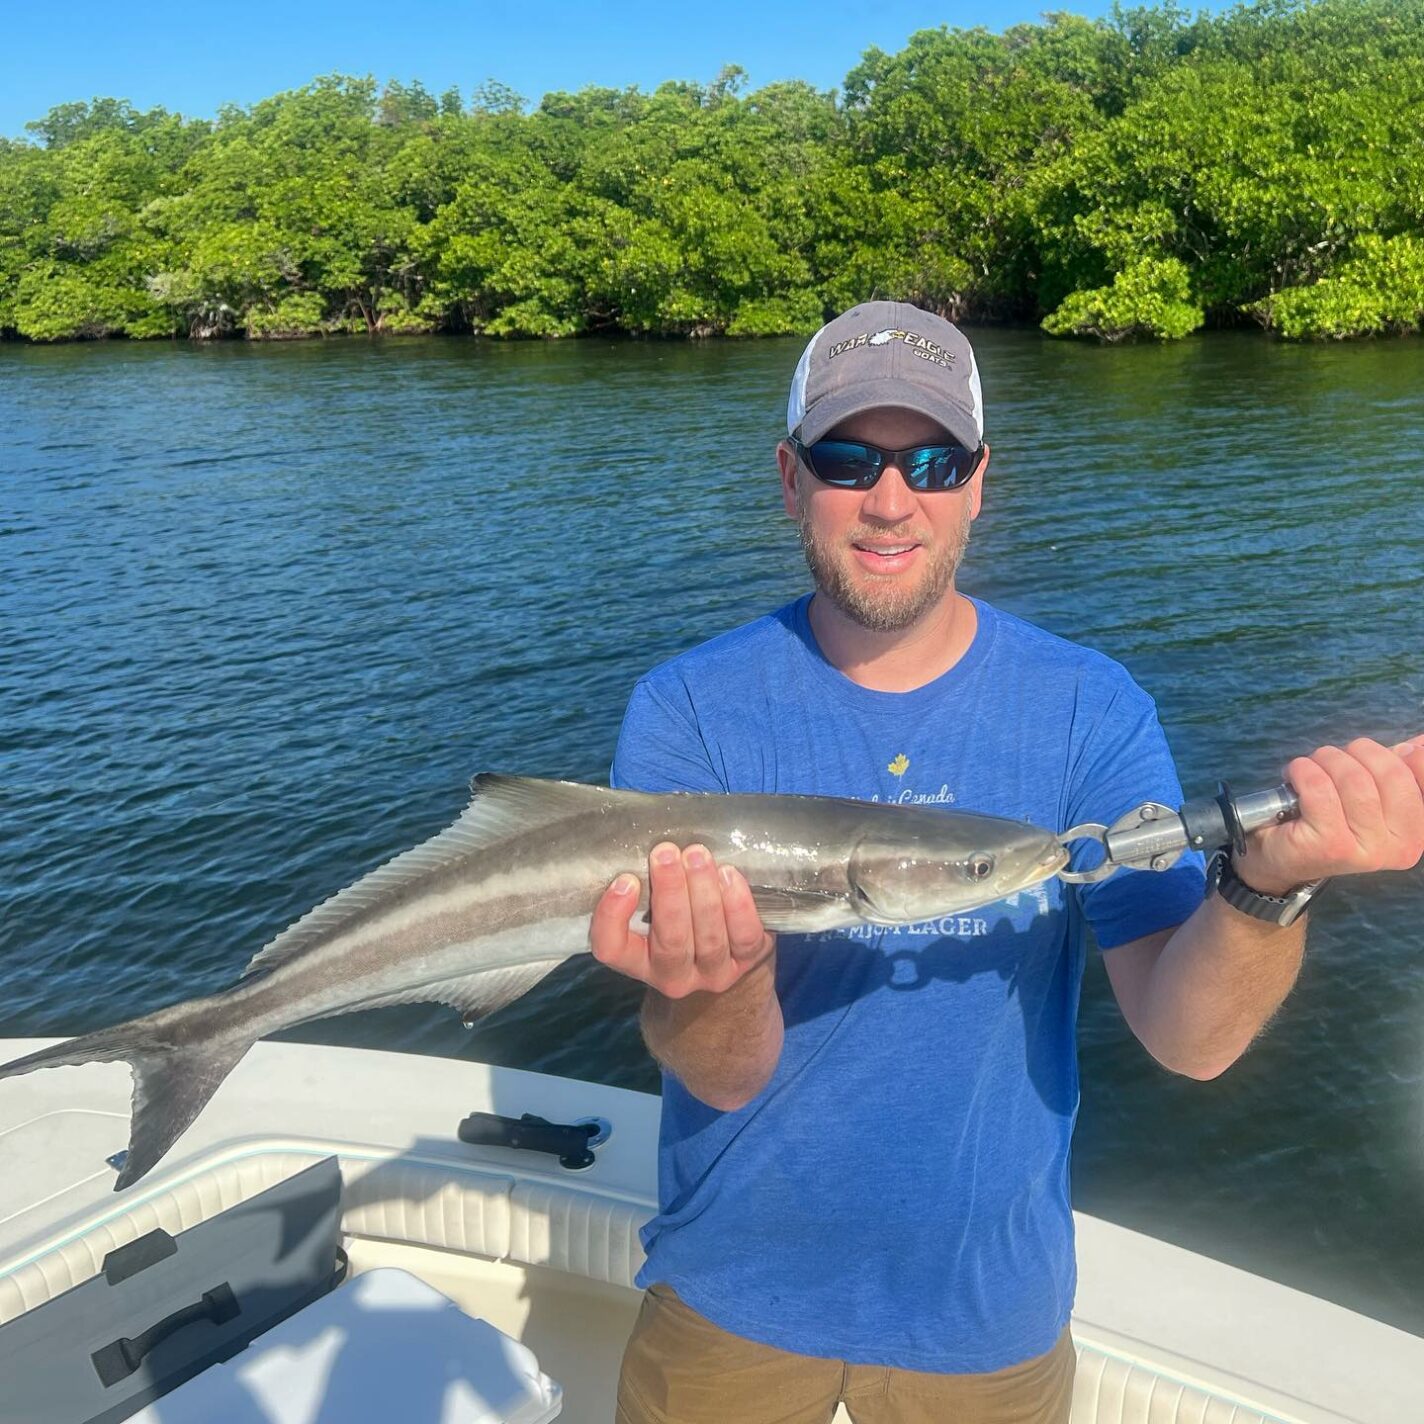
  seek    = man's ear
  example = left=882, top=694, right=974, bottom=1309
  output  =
left=967, top=442, right=989, bottom=521
left=777, top=439, right=800, bottom=518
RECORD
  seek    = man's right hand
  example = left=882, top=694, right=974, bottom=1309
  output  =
left=590, top=842, right=775, bottom=998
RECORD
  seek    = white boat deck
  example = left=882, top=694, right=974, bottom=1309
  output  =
left=1, top=1039, right=1418, bottom=1423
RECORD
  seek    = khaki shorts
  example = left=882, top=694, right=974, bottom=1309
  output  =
left=616, top=1283, right=1075, bottom=1424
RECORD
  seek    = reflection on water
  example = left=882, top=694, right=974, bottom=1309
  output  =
left=2, top=330, right=1422, bottom=1334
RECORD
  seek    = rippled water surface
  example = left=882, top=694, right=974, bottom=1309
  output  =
left=2, top=332, right=1421, bottom=1334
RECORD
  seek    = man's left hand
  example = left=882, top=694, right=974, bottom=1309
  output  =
left=1235, top=737, right=1424, bottom=896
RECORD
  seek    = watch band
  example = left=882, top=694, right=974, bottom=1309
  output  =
left=1207, top=850, right=1327, bottom=928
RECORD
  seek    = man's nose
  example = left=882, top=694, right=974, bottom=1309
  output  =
left=861, top=463, right=917, bottom=523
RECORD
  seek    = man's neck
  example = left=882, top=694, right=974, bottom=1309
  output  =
left=807, top=588, right=978, bottom=693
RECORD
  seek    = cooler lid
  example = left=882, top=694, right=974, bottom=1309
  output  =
left=134, top=1266, right=562, bottom=1424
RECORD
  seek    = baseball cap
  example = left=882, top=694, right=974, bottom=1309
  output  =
left=786, top=300, right=984, bottom=449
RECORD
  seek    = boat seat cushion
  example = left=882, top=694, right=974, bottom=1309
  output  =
left=0, top=1149, right=644, bottom=1325
left=508, top=1181, right=645, bottom=1287
left=1073, top=1343, right=1287, bottom=1424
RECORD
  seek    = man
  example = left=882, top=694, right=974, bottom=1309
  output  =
left=590, top=301, right=1424, bottom=1424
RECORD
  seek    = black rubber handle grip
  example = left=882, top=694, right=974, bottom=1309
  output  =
left=1180, top=790, right=1233, bottom=854
left=91, top=1282, right=240, bottom=1387
left=458, top=1111, right=597, bottom=1169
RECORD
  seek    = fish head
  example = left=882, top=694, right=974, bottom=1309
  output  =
left=846, top=813, right=1067, bottom=924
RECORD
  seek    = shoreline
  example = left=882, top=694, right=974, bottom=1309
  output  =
left=6, top=318, right=1422, bottom=348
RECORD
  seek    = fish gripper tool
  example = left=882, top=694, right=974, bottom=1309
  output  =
left=1058, top=782, right=1302, bottom=884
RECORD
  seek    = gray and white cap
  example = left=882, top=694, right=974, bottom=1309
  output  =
left=786, top=300, right=984, bottom=449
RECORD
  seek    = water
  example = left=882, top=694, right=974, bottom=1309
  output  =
left=2, top=331, right=1421, bottom=1335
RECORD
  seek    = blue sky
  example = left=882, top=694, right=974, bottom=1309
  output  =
left=3, top=1, right=1211, bottom=141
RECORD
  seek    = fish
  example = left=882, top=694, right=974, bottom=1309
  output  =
left=0, top=775, right=1067, bottom=1190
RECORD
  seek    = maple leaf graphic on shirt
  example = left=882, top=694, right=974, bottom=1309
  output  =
left=887, top=754, right=910, bottom=777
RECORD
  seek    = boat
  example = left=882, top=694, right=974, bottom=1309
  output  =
left=1, top=1036, right=1418, bottom=1423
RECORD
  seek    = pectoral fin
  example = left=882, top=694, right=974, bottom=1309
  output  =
left=745, top=886, right=855, bottom=933
left=350, top=959, right=570, bottom=1025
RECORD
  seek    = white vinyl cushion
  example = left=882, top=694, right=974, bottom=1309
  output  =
left=1073, top=1344, right=1292, bottom=1424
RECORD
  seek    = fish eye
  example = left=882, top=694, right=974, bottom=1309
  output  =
left=967, top=852, right=995, bottom=881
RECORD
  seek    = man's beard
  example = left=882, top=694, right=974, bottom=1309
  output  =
left=796, top=503, right=971, bottom=633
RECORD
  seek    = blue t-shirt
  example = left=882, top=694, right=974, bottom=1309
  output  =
left=610, top=594, right=1205, bottom=1373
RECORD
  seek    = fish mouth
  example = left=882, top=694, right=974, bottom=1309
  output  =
left=1038, top=842, right=1070, bottom=879
left=1001, top=841, right=1067, bottom=898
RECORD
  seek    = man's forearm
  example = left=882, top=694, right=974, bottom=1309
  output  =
left=641, top=957, right=783, bottom=1111
left=1137, top=890, right=1306, bottom=1079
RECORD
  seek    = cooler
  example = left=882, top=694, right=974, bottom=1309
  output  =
left=132, top=1266, right=563, bottom=1424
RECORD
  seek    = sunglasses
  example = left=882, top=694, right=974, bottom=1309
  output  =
left=790, top=434, right=984, bottom=492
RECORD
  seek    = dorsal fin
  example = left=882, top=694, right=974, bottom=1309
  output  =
left=465, top=773, right=629, bottom=825
left=243, top=776, right=629, bottom=979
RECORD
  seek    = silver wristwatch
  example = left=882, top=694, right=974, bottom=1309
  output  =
left=1206, top=850, right=1328, bottom=928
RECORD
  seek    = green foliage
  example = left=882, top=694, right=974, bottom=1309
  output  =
left=12, top=259, right=175, bottom=340
left=1041, top=256, right=1204, bottom=339
left=1251, top=235, right=1424, bottom=337
left=23, top=98, right=185, bottom=151
left=244, top=291, right=328, bottom=339
left=727, top=291, right=825, bottom=336
left=4, top=1, right=1424, bottom=344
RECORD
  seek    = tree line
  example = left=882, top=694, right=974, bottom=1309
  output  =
left=3, top=0, right=1422, bottom=345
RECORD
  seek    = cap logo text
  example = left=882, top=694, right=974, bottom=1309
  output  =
left=827, top=328, right=957, bottom=370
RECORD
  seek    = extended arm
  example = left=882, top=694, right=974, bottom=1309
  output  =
left=1102, top=904, right=1302, bottom=1079
left=1106, top=737, right=1424, bottom=1078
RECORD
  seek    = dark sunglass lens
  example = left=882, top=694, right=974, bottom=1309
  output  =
left=905, top=445, right=976, bottom=491
left=808, top=440, right=882, bottom=488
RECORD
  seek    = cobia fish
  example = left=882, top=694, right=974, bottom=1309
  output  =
left=0, top=775, right=1067, bottom=1189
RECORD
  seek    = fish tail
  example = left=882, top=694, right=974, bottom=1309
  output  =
left=0, top=1003, right=254, bottom=1191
